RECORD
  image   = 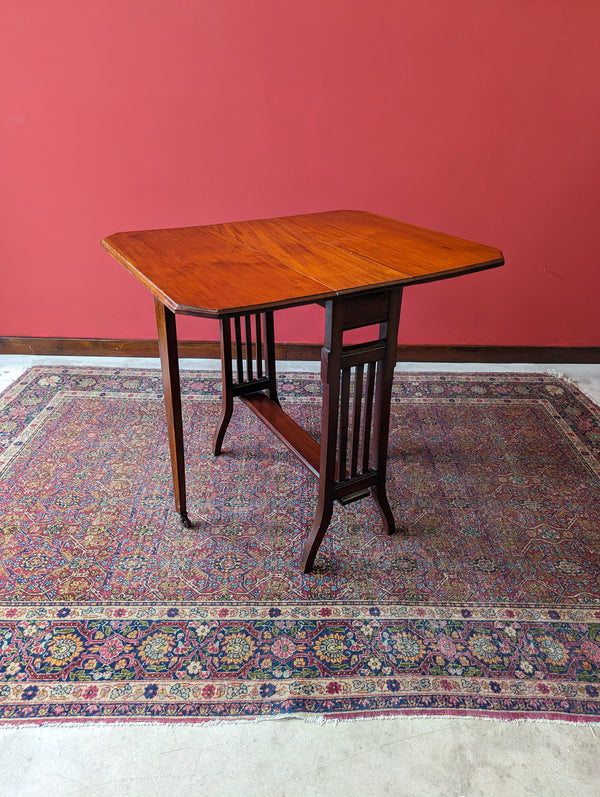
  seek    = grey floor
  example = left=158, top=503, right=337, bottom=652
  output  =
left=1, top=355, right=599, bottom=797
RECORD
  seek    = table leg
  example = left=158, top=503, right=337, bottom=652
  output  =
left=371, top=293, right=403, bottom=532
left=212, top=317, right=234, bottom=456
left=155, top=298, right=191, bottom=528
left=299, top=300, right=343, bottom=573
left=301, top=289, right=403, bottom=572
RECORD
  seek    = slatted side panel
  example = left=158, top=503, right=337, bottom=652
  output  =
left=231, top=312, right=267, bottom=387
left=336, top=360, right=379, bottom=483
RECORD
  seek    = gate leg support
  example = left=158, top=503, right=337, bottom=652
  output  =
left=301, top=289, right=403, bottom=572
left=300, top=299, right=344, bottom=574
left=371, top=291, right=403, bottom=533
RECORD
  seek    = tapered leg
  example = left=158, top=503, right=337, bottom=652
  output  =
left=371, top=484, right=395, bottom=533
left=371, top=292, right=403, bottom=533
left=301, top=501, right=334, bottom=573
left=212, top=318, right=234, bottom=456
left=155, top=298, right=191, bottom=528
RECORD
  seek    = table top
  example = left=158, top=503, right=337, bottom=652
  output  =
left=101, top=209, right=504, bottom=317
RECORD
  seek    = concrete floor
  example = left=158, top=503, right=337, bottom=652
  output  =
left=1, top=355, right=599, bottom=797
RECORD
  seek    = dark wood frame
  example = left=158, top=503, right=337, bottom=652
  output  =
left=153, top=289, right=406, bottom=572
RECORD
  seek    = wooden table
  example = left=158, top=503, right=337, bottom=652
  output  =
left=102, top=210, right=503, bottom=572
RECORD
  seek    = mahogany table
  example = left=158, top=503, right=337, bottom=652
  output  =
left=102, top=210, right=503, bottom=572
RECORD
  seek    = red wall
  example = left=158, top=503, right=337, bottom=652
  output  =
left=2, top=0, right=599, bottom=346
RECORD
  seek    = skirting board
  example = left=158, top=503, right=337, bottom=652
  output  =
left=1, top=337, right=600, bottom=363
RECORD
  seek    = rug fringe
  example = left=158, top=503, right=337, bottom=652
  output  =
left=314, top=712, right=600, bottom=728
left=546, top=368, right=575, bottom=383
left=1, top=712, right=598, bottom=730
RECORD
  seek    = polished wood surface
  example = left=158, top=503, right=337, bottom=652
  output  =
left=101, top=210, right=503, bottom=317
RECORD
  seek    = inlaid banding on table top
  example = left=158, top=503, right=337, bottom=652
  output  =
left=101, top=210, right=504, bottom=318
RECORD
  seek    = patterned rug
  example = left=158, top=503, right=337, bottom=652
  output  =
left=0, top=366, right=599, bottom=724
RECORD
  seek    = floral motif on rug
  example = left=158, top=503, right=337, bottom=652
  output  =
left=0, top=367, right=598, bottom=723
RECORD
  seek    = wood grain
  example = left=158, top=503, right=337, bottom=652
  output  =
left=101, top=210, right=503, bottom=317
left=241, top=392, right=321, bottom=477
left=280, top=210, right=504, bottom=282
left=102, top=225, right=332, bottom=316
left=209, top=217, right=403, bottom=292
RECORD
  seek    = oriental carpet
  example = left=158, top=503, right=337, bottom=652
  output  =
left=0, top=367, right=599, bottom=724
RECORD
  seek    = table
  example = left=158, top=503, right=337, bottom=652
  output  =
left=101, top=210, right=503, bottom=572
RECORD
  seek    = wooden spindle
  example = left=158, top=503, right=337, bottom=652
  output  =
left=350, top=365, right=364, bottom=477
left=255, top=313, right=263, bottom=378
left=362, top=360, right=376, bottom=473
left=234, top=317, right=244, bottom=383
left=245, top=314, right=253, bottom=381
left=338, top=367, right=351, bottom=481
